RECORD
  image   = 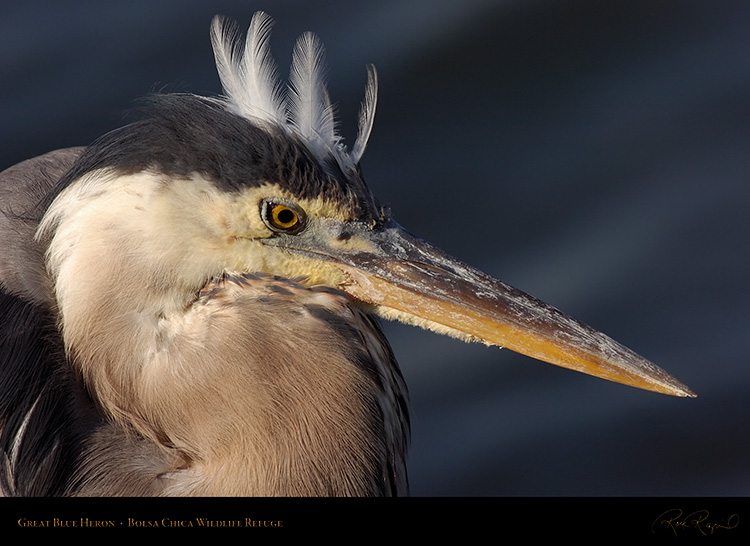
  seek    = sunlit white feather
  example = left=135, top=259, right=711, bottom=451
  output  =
left=210, top=11, right=377, bottom=173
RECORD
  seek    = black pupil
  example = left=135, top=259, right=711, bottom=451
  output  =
left=276, top=207, right=296, bottom=226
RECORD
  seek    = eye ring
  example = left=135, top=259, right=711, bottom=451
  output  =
left=261, top=199, right=306, bottom=234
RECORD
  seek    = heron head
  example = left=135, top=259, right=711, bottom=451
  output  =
left=37, top=12, right=694, bottom=400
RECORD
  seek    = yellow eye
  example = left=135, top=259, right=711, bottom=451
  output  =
left=262, top=200, right=305, bottom=233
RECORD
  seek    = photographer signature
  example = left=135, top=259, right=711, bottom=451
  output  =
left=652, top=508, right=739, bottom=536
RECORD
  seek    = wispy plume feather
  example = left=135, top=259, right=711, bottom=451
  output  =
left=210, top=12, right=285, bottom=125
left=209, top=12, right=378, bottom=173
left=351, top=65, right=378, bottom=165
left=287, top=32, right=340, bottom=162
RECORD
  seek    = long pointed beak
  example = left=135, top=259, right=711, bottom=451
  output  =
left=272, top=219, right=695, bottom=398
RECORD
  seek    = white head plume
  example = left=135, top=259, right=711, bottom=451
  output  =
left=210, top=11, right=377, bottom=173
left=210, top=13, right=286, bottom=127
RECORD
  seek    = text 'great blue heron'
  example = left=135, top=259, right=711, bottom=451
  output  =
left=0, top=12, right=694, bottom=496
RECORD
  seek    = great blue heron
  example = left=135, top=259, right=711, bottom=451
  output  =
left=0, top=12, right=694, bottom=497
